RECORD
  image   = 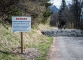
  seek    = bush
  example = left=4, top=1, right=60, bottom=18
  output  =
left=43, top=11, right=51, bottom=17
left=6, top=7, right=22, bottom=23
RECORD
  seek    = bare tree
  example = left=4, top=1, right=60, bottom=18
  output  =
left=50, top=12, right=58, bottom=26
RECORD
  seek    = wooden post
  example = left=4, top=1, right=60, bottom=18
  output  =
left=21, top=32, right=23, bottom=54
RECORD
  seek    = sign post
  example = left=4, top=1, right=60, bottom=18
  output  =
left=21, top=32, right=23, bottom=53
left=12, top=16, right=31, bottom=54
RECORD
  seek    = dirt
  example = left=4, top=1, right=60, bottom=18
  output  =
left=47, top=37, right=61, bottom=60
left=11, top=48, right=41, bottom=60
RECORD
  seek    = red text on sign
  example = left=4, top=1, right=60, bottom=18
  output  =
left=16, top=18, right=27, bottom=20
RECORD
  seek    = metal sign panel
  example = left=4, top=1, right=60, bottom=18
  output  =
left=12, top=16, right=31, bottom=32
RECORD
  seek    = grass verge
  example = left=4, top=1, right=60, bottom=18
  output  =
left=36, top=36, right=53, bottom=60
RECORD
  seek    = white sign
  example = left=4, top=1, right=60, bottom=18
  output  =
left=12, top=16, right=31, bottom=32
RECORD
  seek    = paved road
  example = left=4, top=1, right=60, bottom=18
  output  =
left=47, top=37, right=83, bottom=60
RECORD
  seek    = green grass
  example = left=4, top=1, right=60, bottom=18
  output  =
left=0, top=22, right=53, bottom=60
left=0, top=23, right=24, bottom=60
left=36, top=36, right=53, bottom=60
left=0, top=51, right=25, bottom=60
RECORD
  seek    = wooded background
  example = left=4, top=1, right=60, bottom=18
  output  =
left=0, top=0, right=83, bottom=29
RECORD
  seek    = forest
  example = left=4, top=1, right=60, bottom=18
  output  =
left=0, top=0, right=51, bottom=28
left=0, top=0, right=83, bottom=29
left=50, top=0, right=83, bottom=29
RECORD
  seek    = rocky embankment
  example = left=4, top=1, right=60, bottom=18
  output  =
left=41, top=29, right=83, bottom=37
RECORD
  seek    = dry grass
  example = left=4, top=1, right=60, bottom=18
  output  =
left=0, top=23, right=53, bottom=60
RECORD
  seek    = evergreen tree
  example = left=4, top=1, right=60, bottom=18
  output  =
left=79, top=0, right=83, bottom=29
left=58, top=0, right=66, bottom=25
left=70, top=0, right=81, bottom=28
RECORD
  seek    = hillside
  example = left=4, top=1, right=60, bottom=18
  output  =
left=0, top=22, right=53, bottom=60
left=0, top=0, right=51, bottom=25
left=0, top=0, right=53, bottom=60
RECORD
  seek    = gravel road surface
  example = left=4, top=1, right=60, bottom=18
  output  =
left=42, top=28, right=83, bottom=60
left=47, top=37, right=83, bottom=60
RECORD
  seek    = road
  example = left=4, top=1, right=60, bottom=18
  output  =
left=44, top=29, right=83, bottom=60
left=47, top=37, right=83, bottom=60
